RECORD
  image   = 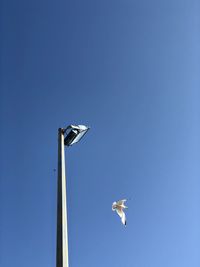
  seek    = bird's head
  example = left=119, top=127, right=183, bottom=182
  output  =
left=112, top=202, right=117, bottom=211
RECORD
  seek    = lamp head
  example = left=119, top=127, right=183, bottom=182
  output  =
left=64, top=124, right=90, bottom=146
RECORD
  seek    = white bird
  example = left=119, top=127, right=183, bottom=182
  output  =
left=112, top=199, right=128, bottom=226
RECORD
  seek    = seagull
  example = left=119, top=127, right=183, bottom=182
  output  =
left=112, top=199, right=128, bottom=226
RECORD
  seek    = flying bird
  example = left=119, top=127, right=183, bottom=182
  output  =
left=112, top=199, right=128, bottom=226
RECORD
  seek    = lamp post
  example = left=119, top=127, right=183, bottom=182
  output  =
left=56, top=125, right=90, bottom=267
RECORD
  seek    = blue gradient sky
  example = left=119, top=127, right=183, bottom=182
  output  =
left=1, top=0, right=200, bottom=266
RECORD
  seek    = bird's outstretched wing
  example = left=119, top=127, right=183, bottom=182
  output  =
left=116, top=208, right=126, bottom=226
left=121, top=212, right=126, bottom=225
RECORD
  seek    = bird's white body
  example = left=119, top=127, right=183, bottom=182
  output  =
left=112, top=199, right=128, bottom=225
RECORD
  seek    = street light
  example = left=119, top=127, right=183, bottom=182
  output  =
left=56, top=124, right=89, bottom=267
left=64, top=125, right=90, bottom=146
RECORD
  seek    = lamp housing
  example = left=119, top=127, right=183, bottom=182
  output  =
left=64, top=125, right=89, bottom=146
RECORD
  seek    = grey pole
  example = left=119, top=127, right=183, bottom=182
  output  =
left=56, top=128, right=69, bottom=267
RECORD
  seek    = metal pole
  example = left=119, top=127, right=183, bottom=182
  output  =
left=56, top=128, right=69, bottom=267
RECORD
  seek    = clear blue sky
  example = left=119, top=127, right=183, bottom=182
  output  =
left=1, top=0, right=200, bottom=266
